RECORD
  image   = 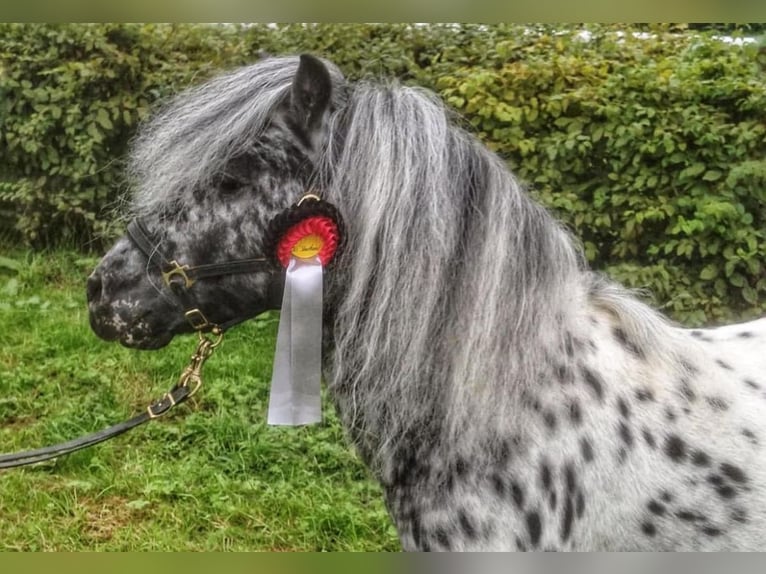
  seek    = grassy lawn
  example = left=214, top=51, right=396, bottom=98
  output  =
left=0, top=249, right=399, bottom=551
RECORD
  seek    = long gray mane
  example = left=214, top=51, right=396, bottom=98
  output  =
left=320, top=81, right=687, bottom=459
left=323, top=83, right=580, bottom=451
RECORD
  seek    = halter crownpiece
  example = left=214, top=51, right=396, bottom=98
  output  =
left=264, top=193, right=344, bottom=426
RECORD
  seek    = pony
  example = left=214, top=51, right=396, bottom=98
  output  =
left=87, top=54, right=766, bottom=551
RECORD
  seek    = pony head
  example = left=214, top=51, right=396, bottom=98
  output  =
left=87, top=55, right=347, bottom=348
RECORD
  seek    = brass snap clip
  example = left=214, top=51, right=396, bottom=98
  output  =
left=146, top=327, right=223, bottom=419
left=162, top=260, right=195, bottom=289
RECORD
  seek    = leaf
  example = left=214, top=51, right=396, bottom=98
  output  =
left=86, top=122, right=102, bottom=142
left=742, top=284, right=757, bottom=305
left=702, top=170, right=722, bottom=181
left=699, top=264, right=718, bottom=281
left=96, top=107, right=113, bottom=130
left=683, top=163, right=706, bottom=179
left=730, top=273, right=745, bottom=287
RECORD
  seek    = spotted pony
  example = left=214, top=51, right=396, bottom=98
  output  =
left=87, top=54, right=766, bottom=551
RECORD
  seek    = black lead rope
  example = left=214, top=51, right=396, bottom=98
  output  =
left=0, top=322, right=222, bottom=470
left=0, top=386, right=191, bottom=469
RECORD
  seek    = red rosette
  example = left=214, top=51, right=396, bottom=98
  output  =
left=276, top=215, right=340, bottom=268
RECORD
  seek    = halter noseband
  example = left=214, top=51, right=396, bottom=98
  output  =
left=126, top=218, right=273, bottom=333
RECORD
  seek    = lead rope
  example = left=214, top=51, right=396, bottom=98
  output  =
left=0, top=328, right=222, bottom=469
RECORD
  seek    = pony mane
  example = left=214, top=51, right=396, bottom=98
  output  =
left=321, top=82, right=597, bottom=455
left=127, top=55, right=346, bottom=219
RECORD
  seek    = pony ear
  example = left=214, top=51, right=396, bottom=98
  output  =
left=290, top=54, right=333, bottom=131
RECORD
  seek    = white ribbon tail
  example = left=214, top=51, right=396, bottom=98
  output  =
left=267, top=256, right=324, bottom=425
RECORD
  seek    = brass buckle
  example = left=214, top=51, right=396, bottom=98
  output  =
left=184, top=308, right=210, bottom=331
left=162, top=260, right=195, bottom=289
left=146, top=392, right=177, bottom=419
left=145, top=328, right=223, bottom=419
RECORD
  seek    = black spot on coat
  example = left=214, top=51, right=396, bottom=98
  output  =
left=581, top=366, right=605, bottom=401
left=664, top=435, right=687, bottom=462
left=676, top=509, right=703, bottom=522
left=510, top=481, right=525, bottom=510
left=543, top=410, right=557, bottom=432
left=641, top=521, right=657, bottom=537
left=564, top=463, right=577, bottom=494
left=619, top=422, right=634, bottom=448
left=665, top=407, right=677, bottom=422
left=702, top=525, right=722, bottom=537
left=716, top=359, right=733, bottom=371
left=706, top=396, right=729, bottom=411
left=569, top=400, right=583, bottom=426
left=613, top=326, right=645, bottom=359
left=434, top=527, right=452, bottom=550
left=580, top=437, right=595, bottom=463
left=691, top=450, right=711, bottom=467
left=617, top=397, right=631, bottom=418
left=561, top=497, right=574, bottom=542
left=576, top=491, right=585, bottom=518
left=526, top=511, right=542, bottom=548
left=680, top=379, right=697, bottom=402
left=744, top=378, right=761, bottom=390
left=647, top=500, right=666, bottom=516
left=540, top=463, right=553, bottom=491
left=458, top=509, right=478, bottom=541
left=642, top=428, right=657, bottom=449
left=635, top=388, right=654, bottom=402
left=720, top=463, right=747, bottom=484
left=491, top=474, right=505, bottom=498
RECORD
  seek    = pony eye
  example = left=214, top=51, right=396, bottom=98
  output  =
left=219, top=176, right=241, bottom=193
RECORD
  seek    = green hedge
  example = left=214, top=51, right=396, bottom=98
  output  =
left=1, top=23, right=764, bottom=325
left=433, top=26, right=766, bottom=324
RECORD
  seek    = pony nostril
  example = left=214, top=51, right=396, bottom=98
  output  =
left=86, top=273, right=103, bottom=303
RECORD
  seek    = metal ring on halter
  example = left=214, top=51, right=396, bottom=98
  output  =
left=199, top=325, right=224, bottom=348
left=297, top=193, right=322, bottom=206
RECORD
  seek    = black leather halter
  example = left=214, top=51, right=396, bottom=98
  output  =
left=126, top=219, right=274, bottom=332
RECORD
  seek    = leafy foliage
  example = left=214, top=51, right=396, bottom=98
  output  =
left=1, top=23, right=764, bottom=324
left=433, top=24, right=766, bottom=324
left=0, top=24, right=253, bottom=247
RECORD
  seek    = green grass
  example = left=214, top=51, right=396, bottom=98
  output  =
left=0, top=249, right=399, bottom=551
